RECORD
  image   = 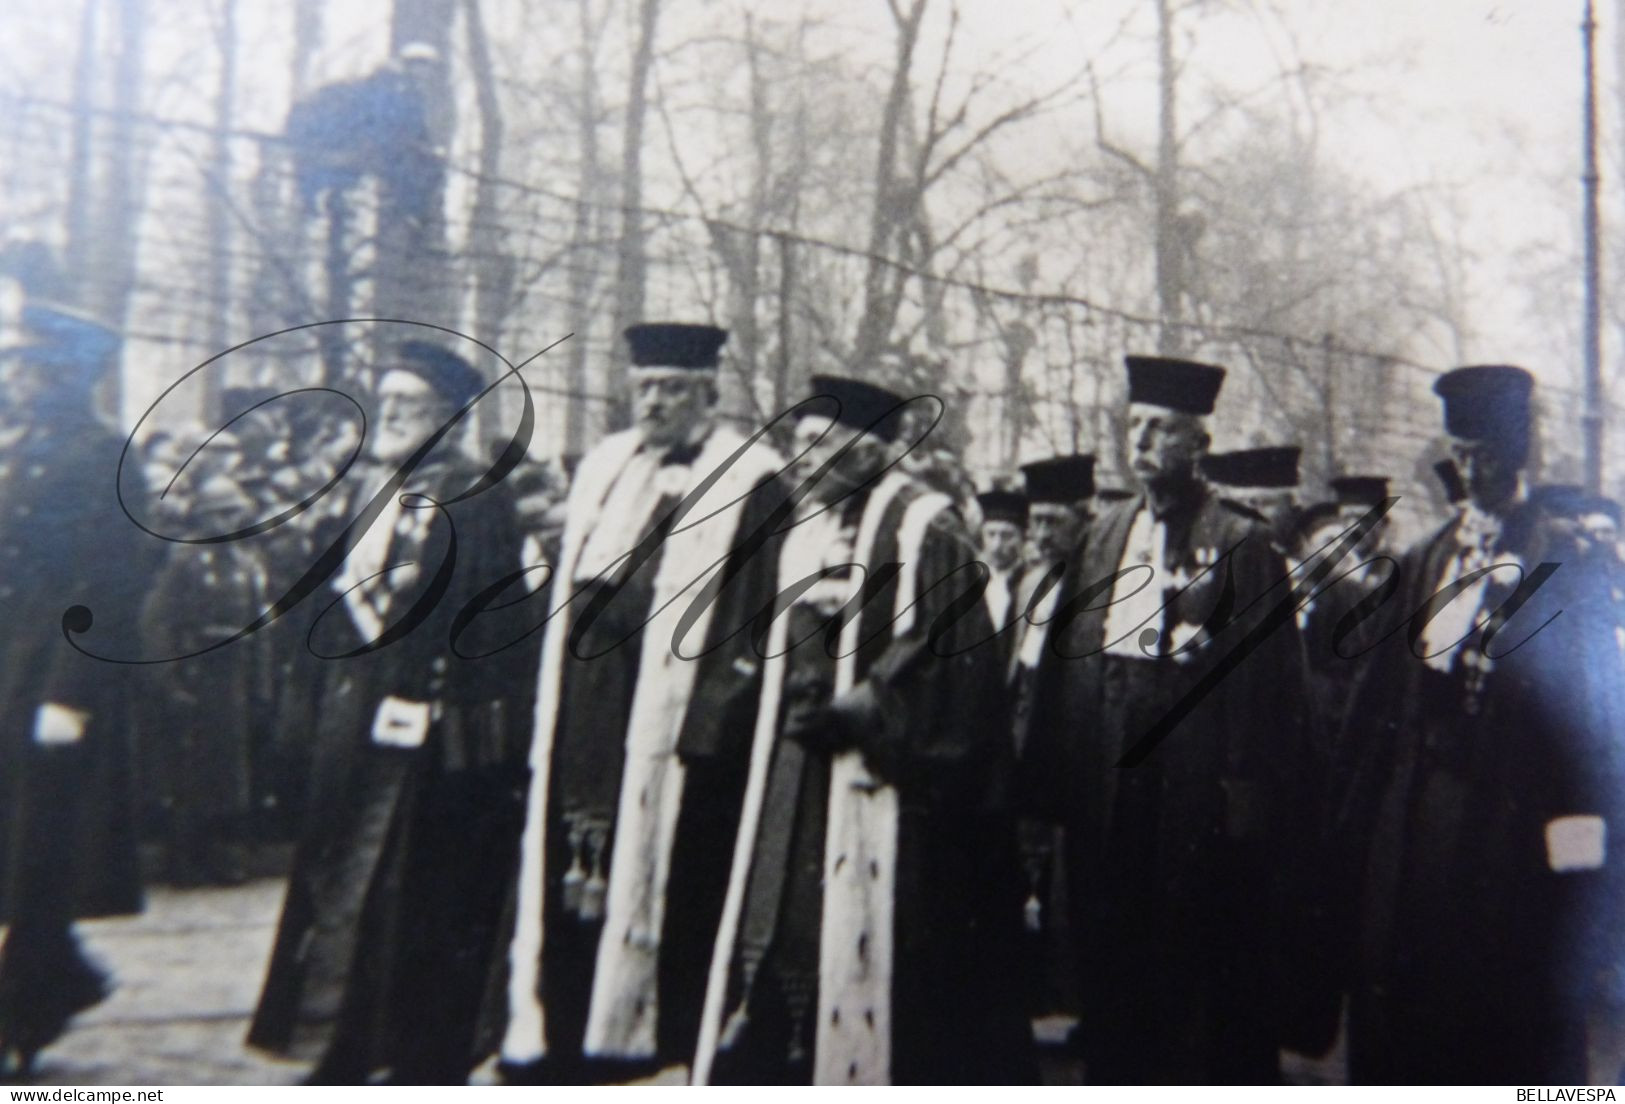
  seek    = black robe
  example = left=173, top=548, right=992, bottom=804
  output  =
left=247, top=456, right=532, bottom=1082
left=1023, top=484, right=1313, bottom=1084
left=708, top=478, right=1036, bottom=1085
left=1335, top=504, right=1625, bottom=1084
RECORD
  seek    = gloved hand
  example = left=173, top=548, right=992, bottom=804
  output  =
left=827, top=681, right=883, bottom=739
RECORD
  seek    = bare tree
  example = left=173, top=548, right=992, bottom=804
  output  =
left=85, top=0, right=149, bottom=331
left=463, top=0, right=515, bottom=361
left=204, top=0, right=237, bottom=401
left=64, top=0, right=100, bottom=295
left=606, top=0, right=663, bottom=430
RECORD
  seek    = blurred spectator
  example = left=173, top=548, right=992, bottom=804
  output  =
left=141, top=474, right=267, bottom=886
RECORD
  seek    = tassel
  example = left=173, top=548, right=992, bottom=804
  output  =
left=562, top=819, right=587, bottom=916
left=580, top=825, right=608, bottom=923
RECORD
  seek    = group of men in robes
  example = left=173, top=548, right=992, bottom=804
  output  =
left=245, top=323, right=1621, bottom=1085
left=490, top=326, right=1034, bottom=1085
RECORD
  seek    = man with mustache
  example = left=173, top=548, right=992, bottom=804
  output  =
left=496, top=323, right=787, bottom=1084
left=1023, top=355, right=1311, bottom=1083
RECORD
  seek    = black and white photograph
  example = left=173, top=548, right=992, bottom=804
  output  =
left=0, top=0, right=1622, bottom=1090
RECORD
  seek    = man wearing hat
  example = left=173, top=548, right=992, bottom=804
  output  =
left=1023, top=355, right=1311, bottom=1082
left=1010, top=454, right=1098, bottom=727
left=1336, top=365, right=1624, bottom=1082
left=1020, top=454, right=1097, bottom=575
left=1272, top=472, right=1399, bottom=1060
left=1432, top=456, right=1468, bottom=509
left=249, top=339, right=531, bottom=1083
left=975, top=488, right=1029, bottom=656
left=1577, top=496, right=1625, bottom=662
left=496, top=324, right=788, bottom=1084
left=695, top=375, right=1033, bottom=1085
left=1297, top=474, right=1396, bottom=723
left=0, top=290, right=156, bottom=1076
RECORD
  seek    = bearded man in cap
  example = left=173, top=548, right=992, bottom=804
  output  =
left=1336, top=365, right=1625, bottom=1083
left=494, top=323, right=788, bottom=1084
left=0, top=289, right=155, bottom=1076
left=694, top=376, right=1034, bottom=1085
left=1023, top=355, right=1312, bottom=1083
left=249, top=339, right=529, bottom=1083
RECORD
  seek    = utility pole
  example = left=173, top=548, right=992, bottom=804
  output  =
left=1154, top=0, right=1184, bottom=355
left=1582, top=0, right=1604, bottom=492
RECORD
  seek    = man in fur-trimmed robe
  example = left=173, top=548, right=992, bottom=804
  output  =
left=694, top=376, right=1035, bottom=1086
left=1022, top=355, right=1313, bottom=1084
left=1005, top=454, right=1098, bottom=1026
left=496, top=323, right=788, bottom=1084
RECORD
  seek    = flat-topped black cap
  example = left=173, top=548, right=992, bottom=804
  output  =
left=800, top=374, right=907, bottom=441
left=1021, top=454, right=1096, bottom=504
left=1433, top=364, right=1533, bottom=441
left=1126, top=354, right=1226, bottom=415
left=624, top=322, right=727, bottom=369
left=977, top=490, right=1029, bottom=526
left=1201, top=446, right=1300, bottom=489
left=394, top=340, right=485, bottom=407
left=1330, top=474, right=1389, bottom=507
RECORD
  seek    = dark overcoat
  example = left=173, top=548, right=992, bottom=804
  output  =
left=1335, top=504, right=1625, bottom=1083
left=0, top=416, right=154, bottom=925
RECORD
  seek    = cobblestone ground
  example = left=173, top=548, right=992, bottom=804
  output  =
left=13, top=875, right=1625, bottom=1086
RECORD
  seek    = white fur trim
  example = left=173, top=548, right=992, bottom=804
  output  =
left=503, top=427, right=780, bottom=1062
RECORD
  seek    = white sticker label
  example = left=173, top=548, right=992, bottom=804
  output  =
left=371, top=696, right=432, bottom=749
left=33, top=703, right=88, bottom=746
left=1545, top=815, right=1607, bottom=872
